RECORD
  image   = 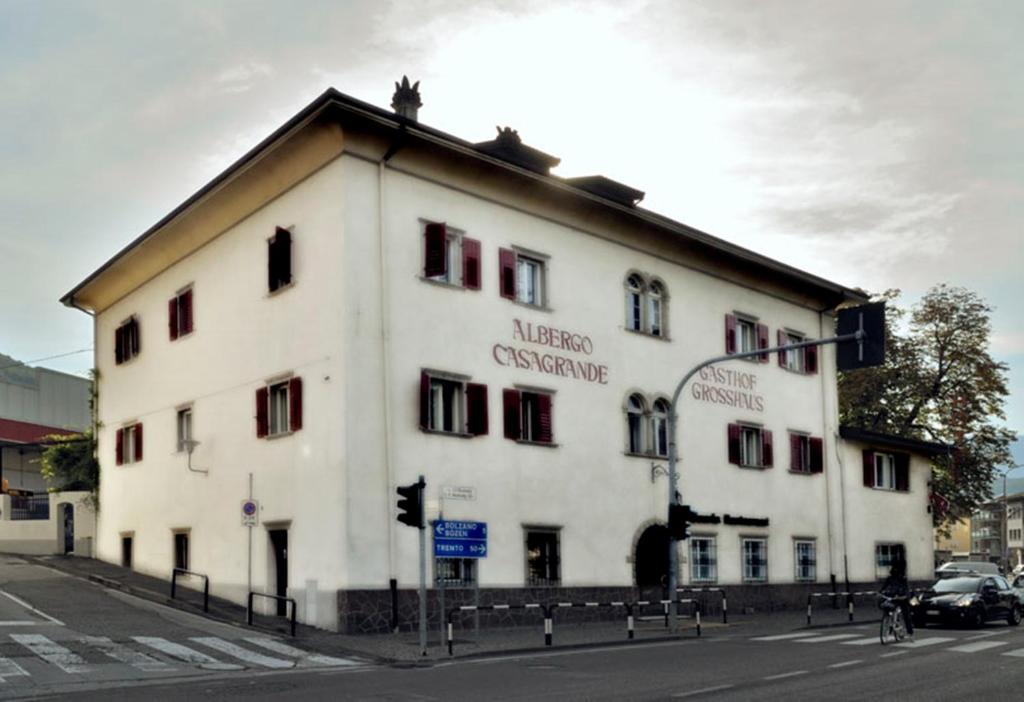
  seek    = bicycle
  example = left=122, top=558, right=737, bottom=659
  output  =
left=879, top=594, right=916, bottom=644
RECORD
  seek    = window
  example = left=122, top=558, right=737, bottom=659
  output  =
left=435, top=558, right=477, bottom=586
left=875, top=543, right=905, bottom=579
left=728, top=423, right=773, bottom=468
left=115, top=423, right=143, bottom=465
left=788, top=433, right=824, bottom=474
left=725, top=314, right=768, bottom=361
left=174, top=531, right=190, bottom=571
left=863, top=450, right=909, bottom=491
left=795, top=540, right=816, bottom=581
left=418, top=371, right=488, bottom=436
left=651, top=399, right=669, bottom=458
left=256, top=377, right=303, bottom=438
left=626, top=394, right=646, bottom=454
left=690, top=537, right=717, bottom=583
left=742, top=538, right=768, bottom=582
left=268, top=227, right=292, bottom=292
left=525, top=528, right=560, bottom=585
left=776, top=330, right=818, bottom=374
left=114, top=316, right=140, bottom=364
left=499, top=248, right=547, bottom=307
left=504, top=388, right=554, bottom=444
left=121, top=535, right=133, bottom=569
left=168, top=287, right=194, bottom=340
left=423, top=222, right=480, bottom=289
left=623, top=274, right=668, bottom=337
left=176, top=407, right=193, bottom=452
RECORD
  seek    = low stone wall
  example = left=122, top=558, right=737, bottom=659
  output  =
left=336, top=581, right=905, bottom=634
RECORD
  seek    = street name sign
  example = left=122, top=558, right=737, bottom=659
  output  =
left=441, top=485, right=476, bottom=501
left=433, top=520, right=488, bottom=558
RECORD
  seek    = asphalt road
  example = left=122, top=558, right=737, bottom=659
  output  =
left=5, top=553, right=1024, bottom=701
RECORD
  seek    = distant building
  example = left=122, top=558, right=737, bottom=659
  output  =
left=972, top=492, right=1024, bottom=570
left=0, top=354, right=94, bottom=554
left=934, top=518, right=971, bottom=563
left=63, top=81, right=947, bottom=632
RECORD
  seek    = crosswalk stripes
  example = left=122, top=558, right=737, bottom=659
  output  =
left=132, top=637, right=243, bottom=671
left=794, top=634, right=862, bottom=643
left=190, top=637, right=294, bottom=669
left=0, top=657, right=29, bottom=683
left=11, top=633, right=89, bottom=674
left=751, top=633, right=817, bottom=641
left=1000, top=648, right=1024, bottom=657
left=946, top=640, right=1009, bottom=653
left=841, top=637, right=884, bottom=646
left=83, top=636, right=173, bottom=672
left=243, top=637, right=361, bottom=667
left=749, top=629, right=1024, bottom=656
left=894, top=636, right=956, bottom=649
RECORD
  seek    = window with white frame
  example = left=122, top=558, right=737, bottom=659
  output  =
left=728, top=423, right=774, bottom=469
left=116, top=423, right=143, bottom=466
left=725, top=314, right=768, bottom=361
left=690, top=537, right=717, bottom=583
left=742, top=538, right=768, bottom=582
left=737, top=319, right=757, bottom=353
left=525, top=528, right=560, bottom=586
left=783, top=331, right=804, bottom=372
left=422, top=222, right=480, bottom=289
left=435, top=557, right=477, bottom=586
left=875, top=543, right=905, bottom=579
left=176, top=407, right=193, bottom=452
left=795, top=540, right=816, bottom=581
left=499, top=248, right=547, bottom=307
left=255, top=377, right=303, bottom=438
left=173, top=531, right=190, bottom=571
left=504, top=387, right=554, bottom=444
left=874, top=452, right=895, bottom=489
left=623, top=273, right=668, bottom=337
left=651, top=399, right=669, bottom=458
left=521, top=391, right=548, bottom=443
left=269, top=382, right=290, bottom=436
left=626, top=394, right=646, bottom=454
left=418, top=371, right=488, bottom=436
left=789, top=433, right=824, bottom=474
left=740, top=426, right=762, bottom=467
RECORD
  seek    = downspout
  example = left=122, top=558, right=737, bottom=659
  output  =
left=64, top=296, right=98, bottom=554
left=378, top=128, right=407, bottom=619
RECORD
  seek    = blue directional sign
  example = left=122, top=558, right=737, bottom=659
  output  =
left=433, top=520, right=488, bottom=559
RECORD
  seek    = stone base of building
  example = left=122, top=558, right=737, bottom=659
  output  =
left=336, top=581, right=901, bottom=634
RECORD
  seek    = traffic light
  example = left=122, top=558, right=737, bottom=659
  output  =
left=396, top=478, right=425, bottom=529
left=668, top=504, right=696, bottom=541
left=836, top=302, right=886, bottom=371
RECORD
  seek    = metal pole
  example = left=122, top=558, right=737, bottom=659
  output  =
left=247, top=473, right=253, bottom=599
left=418, top=475, right=427, bottom=657
left=665, top=331, right=863, bottom=635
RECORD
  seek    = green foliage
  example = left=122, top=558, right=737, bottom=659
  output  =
left=39, top=430, right=99, bottom=507
left=839, top=285, right=1015, bottom=527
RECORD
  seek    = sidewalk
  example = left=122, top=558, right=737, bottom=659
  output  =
left=18, top=554, right=878, bottom=663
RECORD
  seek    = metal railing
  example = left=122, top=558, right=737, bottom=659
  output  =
left=806, top=590, right=878, bottom=626
left=170, top=568, right=209, bottom=612
left=445, top=597, right=702, bottom=655
left=9, top=495, right=49, bottom=521
left=247, top=591, right=297, bottom=637
left=676, top=587, right=728, bottom=623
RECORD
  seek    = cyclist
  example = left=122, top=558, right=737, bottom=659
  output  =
left=880, top=554, right=914, bottom=637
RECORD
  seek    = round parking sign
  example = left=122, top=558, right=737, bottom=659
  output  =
left=241, top=499, right=259, bottom=526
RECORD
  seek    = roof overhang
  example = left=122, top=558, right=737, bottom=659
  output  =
left=839, top=425, right=953, bottom=457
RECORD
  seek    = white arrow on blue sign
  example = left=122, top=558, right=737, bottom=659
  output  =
left=433, top=520, right=488, bottom=559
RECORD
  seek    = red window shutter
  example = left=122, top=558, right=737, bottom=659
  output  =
left=499, top=248, right=517, bottom=300
left=503, top=389, right=521, bottom=439
left=462, top=238, right=481, bottom=290
left=789, top=433, right=801, bottom=471
left=256, top=387, right=269, bottom=438
left=168, top=298, right=179, bottom=340
left=466, top=383, right=488, bottom=435
left=894, top=453, right=910, bottom=491
left=181, top=290, right=193, bottom=334
left=134, top=423, right=143, bottom=462
left=424, top=222, right=447, bottom=278
left=537, top=394, right=553, bottom=443
left=809, top=437, right=824, bottom=473
left=805, top=343, right=818, bottom=375
left=725, top=315, right=737, bottom=354
left=761, top=429, right=773, bottom=467
left=289, top=377, right=303, bottom=432
left=756, top=323, right=769, bottom=363
left=115, top=428, right=124, bottom=465
left=419, top=372, right=430, bottom=429
left=777, top=330, right=787, bottom=367
left=130, top=319, right=140, bottom=356
left=727, top=423, right=741, bottom=464
left=862, top=449, right=875, bottom=487
left=115, top=326, right=124, bottom=365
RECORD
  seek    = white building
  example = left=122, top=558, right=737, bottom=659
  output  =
left=62, top=81, right=942, bottom=632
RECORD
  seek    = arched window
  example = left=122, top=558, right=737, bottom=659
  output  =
left=651, top=398, right=669, bottom=457
left=625, top=274, right=644, bottom=332
left=648, top=280, right=664, bottom=337
left=626, top=393, right=646, bottom=454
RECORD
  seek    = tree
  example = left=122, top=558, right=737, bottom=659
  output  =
left=839, top=285, right=1015, bottom=526
left=39, top=430, right=99, bottom=507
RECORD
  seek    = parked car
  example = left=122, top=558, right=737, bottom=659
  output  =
left=914, top=575, right=1022, bottom=628
left=934, top=561, right=1001, bottom=579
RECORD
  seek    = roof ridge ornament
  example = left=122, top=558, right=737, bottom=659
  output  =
left=495, top=126, right=522, bottom=146
left=391, top=76, right=422, bottom=121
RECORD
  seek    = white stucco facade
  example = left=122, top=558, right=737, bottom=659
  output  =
left=68, top=88, right=939, bottom=631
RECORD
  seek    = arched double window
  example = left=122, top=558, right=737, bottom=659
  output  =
left=625, top=393, right=670, bottom=457
left=624, top=273, right=668, bottom=337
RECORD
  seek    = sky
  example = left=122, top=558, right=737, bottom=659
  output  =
left=1, top=0, right=1021, bottom=442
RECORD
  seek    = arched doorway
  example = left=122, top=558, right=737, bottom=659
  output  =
left=634, top=524, right=669, bottom=589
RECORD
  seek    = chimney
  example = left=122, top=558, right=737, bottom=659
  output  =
left=391, top=76, right=422, bottom=121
